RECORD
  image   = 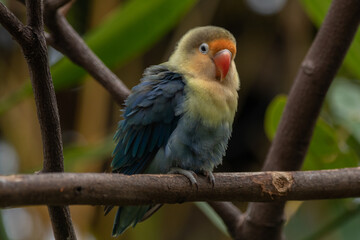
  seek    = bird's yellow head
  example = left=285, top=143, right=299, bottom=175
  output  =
left=169, top=26, right=237, bottom=83
left=168, top=26, right=239, bottom=126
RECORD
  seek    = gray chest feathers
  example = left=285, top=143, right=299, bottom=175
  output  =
left=165, top=115, right=232, bottom=172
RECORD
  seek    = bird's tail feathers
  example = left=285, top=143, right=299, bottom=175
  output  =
left=141, top=204, right=163, bottom=222
left=112, top=206, right=150, bottom=237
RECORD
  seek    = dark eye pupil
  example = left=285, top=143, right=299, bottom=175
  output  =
left=199, top=43, right=208, bottom=54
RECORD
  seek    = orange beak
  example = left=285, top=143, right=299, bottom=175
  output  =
left=213, top=49, right=232, bottom=81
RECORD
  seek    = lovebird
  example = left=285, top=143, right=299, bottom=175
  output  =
left=105, top=26, right=240, bottom=236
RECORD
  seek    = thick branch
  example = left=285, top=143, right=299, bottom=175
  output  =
left=43, top=4, right=130, bottom=105
left=238, top=0, right=360, bottom=239
left=1, top=169, right=360, bottom=207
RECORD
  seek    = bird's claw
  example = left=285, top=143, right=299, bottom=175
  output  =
left=202, top=171, right=215, bottom=187
left=169, top=168, right=198, bottom=188
left=168, top=168, right=215, bottom=188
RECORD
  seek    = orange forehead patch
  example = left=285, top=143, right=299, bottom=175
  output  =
left=209, top=39, right=236, bottom=57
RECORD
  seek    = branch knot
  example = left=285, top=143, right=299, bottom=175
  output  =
left=301, top=60, right=316, bottom=76
left=271, top=172, right=293, bottom=195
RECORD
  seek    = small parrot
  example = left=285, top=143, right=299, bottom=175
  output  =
left=105, top=26, right=240, bottom=236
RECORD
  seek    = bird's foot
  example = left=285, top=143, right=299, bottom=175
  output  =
left=169, top=167, right=198, bottom=188
left=201, top=171, right=215, bottom=187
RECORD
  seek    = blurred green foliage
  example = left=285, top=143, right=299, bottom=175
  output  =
left=328, top=79, right=360, bottom=143
left=0, top=0, right=196, bottom=115
left=62, top=136, right=114, bottom=171
left=264, top=94, right=359, bottom=171
left=300, top=0, right=360, bottom=80
left=195, top=202, right=229, bottom=237
left=0, top=211, right=9, bottom=240
left=285, top=199, right=360, bottom=240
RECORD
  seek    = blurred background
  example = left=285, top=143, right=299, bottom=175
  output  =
left=0, top=0, right=360, bottom=239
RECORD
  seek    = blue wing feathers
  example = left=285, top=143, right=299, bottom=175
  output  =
left=111, top=64, right=185, bottom=175
left=156, top=124, right=166, bottom=148
left=138, top=126, right=151, bottom=158
left=124, top=129, right=137, bottom=155
left=132, top=128, right=144, bottom=158
left=149, top=124, right=161, bottom=152
left=109, top=65, right=185, bottom=236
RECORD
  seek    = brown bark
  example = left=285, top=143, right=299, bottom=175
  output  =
left=1, top=169, right=360, bottom=207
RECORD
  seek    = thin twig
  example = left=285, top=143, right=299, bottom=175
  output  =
left=43, top=2, right=130, bottom=105
left=45, top=0, right=71, bottom=11
left=237, top=0, right=360, bottom=239
left=1, top=168, right=360, bottom=207
left=0, top=3, right=32, bottom=45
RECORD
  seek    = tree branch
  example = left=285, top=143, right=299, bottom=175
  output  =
left=1, top=1, right=76, bottom=239
left=238, top=0, right=360, bottom=239
left=26, top=0, right=43, bottom=29
left=1, top=168, right=360, bottom=207
left=43, top=1, right=130, bottom=105
left=25, top=0, right=76, bottom=236
left=0, top=2, right=32, bottom=45
left=45, top=0, right=71, bottom=11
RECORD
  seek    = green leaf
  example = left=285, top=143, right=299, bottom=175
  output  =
left=0, top=211, right=10, bottom=240
left=195, top=202, right=229, bottom=237
left=285, top=199, right=360, bottom=240
left=264, top=95, right=287, bottom=140
left=300, top=0, right=360, bottom=79
left=264, top=95, right=359, bottom=170
left=0, top=0, right=197, bottom=115
left=328, top=78, right=360, bottom=143
left=303, top=118, right=358, bottom=170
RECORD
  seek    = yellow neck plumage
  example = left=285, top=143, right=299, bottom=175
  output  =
left=183, top=63, right=239, bottom=127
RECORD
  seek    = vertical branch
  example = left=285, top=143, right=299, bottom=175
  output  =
left=24, top=0, right=64, bottom=173
left=25, top=0, right=76, bottom=238
left=26, top=0, right=43, bottom=29
left=236, top=0, right=360, bottom=239
left=1, top=1, right=77, bottom=239
left=47, top=207, right=76, bottom=239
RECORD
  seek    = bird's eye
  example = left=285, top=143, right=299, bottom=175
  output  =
left=199, top=43, right=209, bottom=54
